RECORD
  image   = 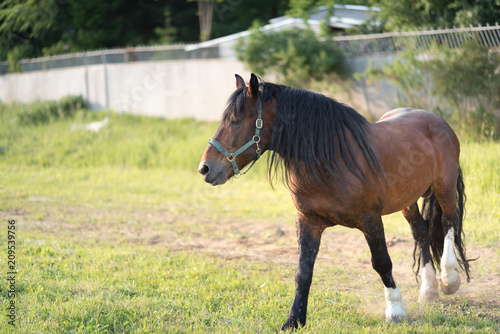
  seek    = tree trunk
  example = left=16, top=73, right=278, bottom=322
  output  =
left=198, top=1, right=214, bottom=41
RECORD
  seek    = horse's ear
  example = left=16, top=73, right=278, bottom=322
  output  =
left=247, top=73, right=259, bottom=98
left=235, top=74, right=246, bottom=89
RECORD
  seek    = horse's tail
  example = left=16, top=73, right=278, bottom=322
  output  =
left=420, top=167, right=470, bottom=282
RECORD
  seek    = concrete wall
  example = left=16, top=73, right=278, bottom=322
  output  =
left=0, top=59, right=247, bottom=121
left=0, top=67, right=87, bottom=104
left=0, top=56, right=398, bottom=121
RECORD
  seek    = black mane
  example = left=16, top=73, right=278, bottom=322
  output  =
left=263, top=81, right=383, bottom=189
left=226, top=80, right=383, bottom=189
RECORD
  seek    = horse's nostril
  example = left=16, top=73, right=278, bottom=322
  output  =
left=199, top=164, right=210, bottom=176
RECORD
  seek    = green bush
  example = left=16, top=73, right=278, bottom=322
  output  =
left=236, top=25, right=346, bottom=88
left=15, top=95, right=87, bottom=125
left=58, top=95, right=87, bottom=116
left=362, top=40, right=500, bottom=141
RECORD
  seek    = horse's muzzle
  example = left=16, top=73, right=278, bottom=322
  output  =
left=198, top=159, right=229, bottom=186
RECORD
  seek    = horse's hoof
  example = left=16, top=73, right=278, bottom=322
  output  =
left=385, top=286, right=407, bottom=324
left=385, top=303, right=407, bottom=323
left=281, top=319, right=300, bottom=331
left=419, top=262, right=439, bottom=304
left=419, top=289, right=439, bottom=304
left=386, top=314, right=407, bottom=324
left=440, top=270, right=461, bottom=295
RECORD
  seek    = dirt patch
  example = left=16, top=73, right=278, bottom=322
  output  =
left=2, top=207, right=499, bottom=319
left=180, top=217, right=500, bottom=320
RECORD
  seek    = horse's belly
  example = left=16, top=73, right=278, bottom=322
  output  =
left=381, top=175, right=432, bottom=215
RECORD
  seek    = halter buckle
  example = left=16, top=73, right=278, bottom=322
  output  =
left=255, top=119, right=263, bottom=129
left=227, top=153, right=235, bottom=162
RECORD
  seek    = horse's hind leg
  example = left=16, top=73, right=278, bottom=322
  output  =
left=440, top=221, right=461, bottom=295
left=432, top=173, right=463, bottom=295
left=363, top=215, right=407, bottom=323
left=402, top=202, right=439, bottom=303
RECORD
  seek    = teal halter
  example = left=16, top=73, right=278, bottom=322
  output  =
left=208, top=99, right=263, bottom=177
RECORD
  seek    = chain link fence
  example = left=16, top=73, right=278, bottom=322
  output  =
left=333, top=24, right=500, bottom=56
left=0, top=44, right=219, bottom=75
left=1, top=25, right=499, bottom=75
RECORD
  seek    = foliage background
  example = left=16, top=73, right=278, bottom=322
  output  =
left=359, top=40, right=500, bottom=141
left=2, top=0, right=500, bottom=62
left=0, top=0, right=290, bottom=62
left=236, top=25, right=346, bottom=88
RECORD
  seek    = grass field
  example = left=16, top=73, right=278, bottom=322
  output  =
left=0, top=101, right=499, bottom=333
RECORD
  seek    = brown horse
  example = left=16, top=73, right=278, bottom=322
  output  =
left=198, top=74, right=470, bottom=330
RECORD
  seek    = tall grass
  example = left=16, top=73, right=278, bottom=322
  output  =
left=0, top=101, right=210, bottom=170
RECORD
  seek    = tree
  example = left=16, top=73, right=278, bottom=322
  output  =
left=195, top=0, right=215, bottom=42
left=190, top=0, right=290, bottom=42
left=211, top=0, right=289, bottom=39
left=0, top=0, right=200, bottom=62
left=372, top=0, right=500, bottom=31
left=236, top=25, right=346, bottom=88
left=154, top=8, right=178, bottom=45
left=0, top=0, right=289, bottom=62
left=0, top=0, right=72, bottom=61
left=362, top=40, right=500, bottom=140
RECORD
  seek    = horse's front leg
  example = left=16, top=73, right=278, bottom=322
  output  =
left=282, top=213, right=325, bottom=331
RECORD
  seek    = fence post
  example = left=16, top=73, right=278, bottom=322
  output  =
left=101, top=52, right=109, bottom=109
left=84, top=52, right=90, bottom=108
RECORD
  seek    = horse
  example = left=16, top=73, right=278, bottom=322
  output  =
left=198, top=73, right=470, bottom=330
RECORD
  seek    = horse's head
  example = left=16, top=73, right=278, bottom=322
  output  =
left=198, top=74, right=273, bottom=185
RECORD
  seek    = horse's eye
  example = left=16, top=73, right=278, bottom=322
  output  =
left=230, top=118, right=241, bottom=126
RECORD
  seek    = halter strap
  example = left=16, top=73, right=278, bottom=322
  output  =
left=208, top=99, right=263, bottom=177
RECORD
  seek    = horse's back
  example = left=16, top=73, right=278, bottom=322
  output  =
left=379, top=108, right=445, bottom=127
left=377, top=108, right=459, bottom=154
left=378, top=107, right=417, bottom=121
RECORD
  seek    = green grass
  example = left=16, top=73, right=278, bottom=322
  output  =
left=9, top=239, right=290, bottom=333
left=3, top=237, right=499, bottom=333
left=0, top=99, right=499, bottom=333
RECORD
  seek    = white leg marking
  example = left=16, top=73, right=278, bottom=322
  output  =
left=440, top=227, right=461, bottom=295
left=419, top=262, right=439, bottom=303
left=384, top=286, right=407, bottom=323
